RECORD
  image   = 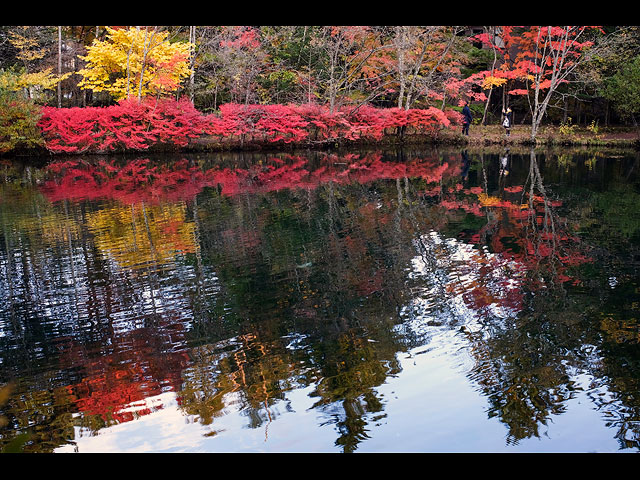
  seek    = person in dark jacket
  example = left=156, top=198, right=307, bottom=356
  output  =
left=462, top=101, right=472, bottom=136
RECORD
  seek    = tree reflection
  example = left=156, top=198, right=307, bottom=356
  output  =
left=1, top=149, right=640, bottom=452
left=446, top=149, right=640, bottom=447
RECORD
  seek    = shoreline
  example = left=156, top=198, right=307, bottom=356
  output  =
left=3, top=125, right=639, bottom=158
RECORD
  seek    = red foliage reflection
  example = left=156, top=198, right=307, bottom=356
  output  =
left=436, top=178, right=592, bottom=289
left=41, top=153, right=461, bottom=204
left=58, top=329, right=191, bottom=424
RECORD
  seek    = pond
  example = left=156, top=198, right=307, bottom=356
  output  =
left=0, top=146, right=639, bottom=453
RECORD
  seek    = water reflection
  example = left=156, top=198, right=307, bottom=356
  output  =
left=0, top=147, right=639, bottom=452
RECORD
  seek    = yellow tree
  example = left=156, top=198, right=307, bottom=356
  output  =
left=0, top=68, right=70, bottom=102
left=8, top=26, right=48, bottom=71
left=78, top=26, right=194, bottom=101
left=5, top=26, right=70, bottom=102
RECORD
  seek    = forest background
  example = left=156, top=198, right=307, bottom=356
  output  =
left=2, top=25, right=640, bottom=155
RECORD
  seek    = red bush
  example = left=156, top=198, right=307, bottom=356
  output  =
left=39, top=99, right=455, bottom=154
left=38, top=97, right=209, bottom=154
left=205, top=103, right=452, bottom=144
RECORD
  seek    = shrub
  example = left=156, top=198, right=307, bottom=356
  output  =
left=205, top=103, right=452, bottom=143
left=559, top=117, right=576, bottom=136
left=38, top=97, right=209, bottom=154
left=39, top=99, right=457, bottom=153
left=208, top=103, right=309, bottom=143
left=0, top=93, right=44, bottom=154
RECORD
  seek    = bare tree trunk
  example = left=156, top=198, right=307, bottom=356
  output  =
left=57, top=26, right=62, bottom=108
left=137, top=27, right=161, bottom=101
left=138, top=27, right=150, bottom=100
left=308, top=37, right=312, bottom=104
left=125, top=27, right=137, bottom=99
left=189, top=26, right=196, bottom=102
left=328, top=39, right=339, bottom=114
left=482, top=26, right=498, bottom=125
left=395, top=26, right=407, bottom=109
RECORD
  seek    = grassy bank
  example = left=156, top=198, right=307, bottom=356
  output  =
left=450, top=124, right=640, bottom=149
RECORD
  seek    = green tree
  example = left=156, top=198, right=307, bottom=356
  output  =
left=601, top=55, right=640, bottom=126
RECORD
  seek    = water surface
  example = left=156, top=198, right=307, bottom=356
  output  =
left=0, top=146, right=639, bottom=452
